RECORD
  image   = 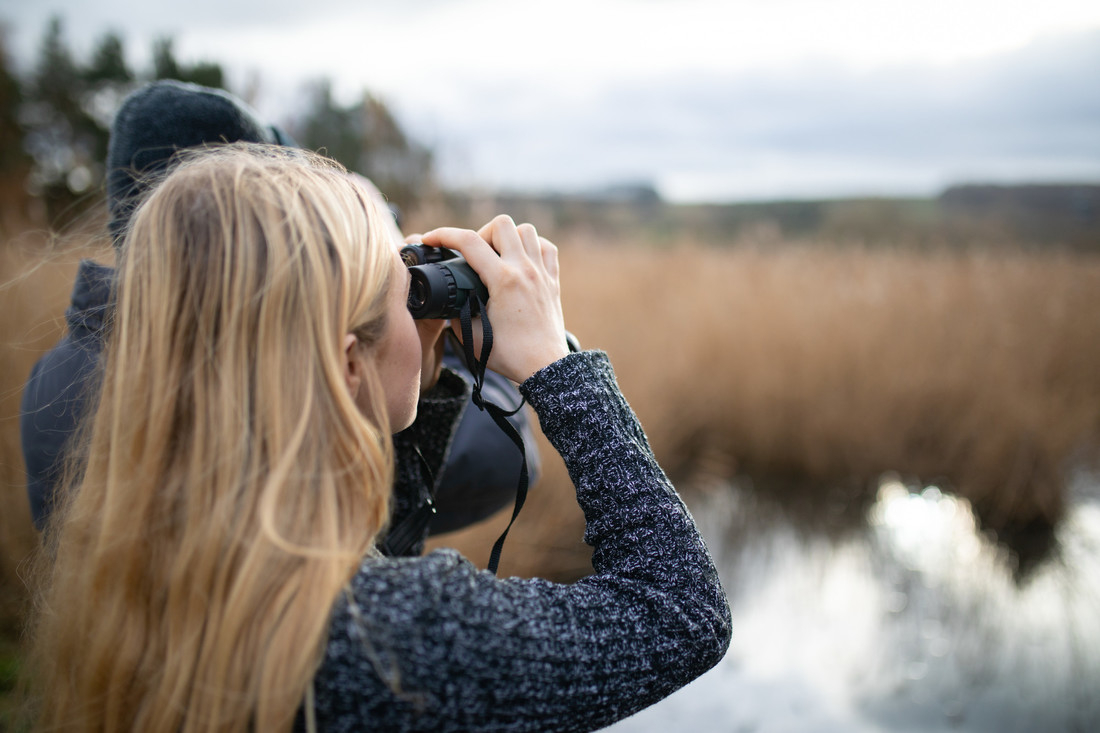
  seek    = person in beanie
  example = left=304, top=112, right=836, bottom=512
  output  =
left=20, top=80, right=538, bottom=549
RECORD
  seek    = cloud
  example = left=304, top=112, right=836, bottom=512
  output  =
left=3, top=1, right=1097, bottom=200
left=421, top=28, right=1100, bottom=200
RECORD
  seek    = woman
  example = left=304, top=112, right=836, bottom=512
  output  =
left=29, top=144, right=730, bottom=732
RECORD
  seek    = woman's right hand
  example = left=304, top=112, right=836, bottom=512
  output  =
left=419, top=216, right=570, bottom=384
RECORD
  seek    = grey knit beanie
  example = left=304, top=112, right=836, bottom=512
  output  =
left=106, top=79, right=296, bottom=243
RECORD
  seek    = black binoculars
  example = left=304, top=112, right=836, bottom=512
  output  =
left=400, top=244, right=490, bottom=320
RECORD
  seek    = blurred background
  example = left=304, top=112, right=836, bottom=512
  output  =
left=0, top=1, right=1098, bottom=730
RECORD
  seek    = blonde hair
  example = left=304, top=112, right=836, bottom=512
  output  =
left=29, top=144, right=397, bottom=731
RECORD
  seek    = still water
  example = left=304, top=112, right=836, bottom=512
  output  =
left=605, top=470, right=1100, bottom=732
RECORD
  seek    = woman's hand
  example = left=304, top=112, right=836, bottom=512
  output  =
left=419, top=216, right=569, bottom=383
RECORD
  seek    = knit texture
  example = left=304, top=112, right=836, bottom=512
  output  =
left=303, top=351, right=732, bottom=732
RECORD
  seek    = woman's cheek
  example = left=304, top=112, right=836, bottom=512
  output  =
left=416, top=319, right=447, bottom=392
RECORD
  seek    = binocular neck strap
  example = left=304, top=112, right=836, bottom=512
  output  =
left=458, top=293, right=529, bottom=576
left=378, top=445, right=437, bottom=558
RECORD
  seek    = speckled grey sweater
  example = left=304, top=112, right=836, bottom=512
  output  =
left=304, top=351, right=732, bottom=732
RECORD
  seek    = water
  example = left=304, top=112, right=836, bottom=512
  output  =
left=604, top=470, right=1100, bottom=732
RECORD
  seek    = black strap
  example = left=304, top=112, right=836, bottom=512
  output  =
left=458, top=292, right=529, bottom=575
left=379, top=499, right=436, bottom=557
left=379, top=446, right=437, bottom=557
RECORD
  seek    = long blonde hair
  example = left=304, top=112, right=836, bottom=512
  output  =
left=29, top=144, right=397, bottom=731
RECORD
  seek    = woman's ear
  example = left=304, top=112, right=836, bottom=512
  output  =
left=343, top=333, right=362, bottom=398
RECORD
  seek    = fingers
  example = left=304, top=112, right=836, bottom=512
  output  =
left=420, top=226, right=503, bottom=283
left=476, top=215, right=546, bottom=270
left=517, top=223, right=543, bottom=261
left=539, top=237, right=559, bottom=279
left=476, top=215, right=535, bottom=266
left=423, top=216, right=553, bottom=285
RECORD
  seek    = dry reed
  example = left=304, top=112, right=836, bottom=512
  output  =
left=557, top=240, right=1100, bottom=537
left=0, top=221, right=111, bottom=634
left=3, top=223, right=1099, bottom=611
left=430, top=237, right=1100, bottom=579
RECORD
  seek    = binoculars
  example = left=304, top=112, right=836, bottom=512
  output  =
left=400, top=244, right=490, bottom=320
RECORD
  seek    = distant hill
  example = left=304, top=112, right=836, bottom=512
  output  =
left=433, top=184, right=1100, bottom=252
left=939, top=184, right=1099, bottom=249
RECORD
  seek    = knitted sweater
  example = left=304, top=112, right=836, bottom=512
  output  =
left=302, top=351, right=732, bottom=732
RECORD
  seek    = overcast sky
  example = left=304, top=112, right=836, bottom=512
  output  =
left=2, top=0, right=1099, bottom=201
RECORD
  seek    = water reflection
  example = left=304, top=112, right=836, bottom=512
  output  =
left=605, top=471, right=1100, bottom=732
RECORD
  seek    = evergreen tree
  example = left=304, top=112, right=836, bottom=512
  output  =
left=152, top=37, right=181, bottom=81
left=15, top=15, right=427, bottom=226
left=82, top=31, right=134, bottom=167
left=21, top=16, right=103, bottom=223
left=0, top=32, right=28, bottom=177
left=296, top=80, right=361, bottom=169
left=18, top=20, right=230, bottom=226
left=85, top=32, right=131, bottom=85
left=0, top=30, right=32, bottom=233
left=153, top=37, right=225, bottom=89
left=292, top=79, right=434, bottom=214
left=361, top=94, right=434, bottom=214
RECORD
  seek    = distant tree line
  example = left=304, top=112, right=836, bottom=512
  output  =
left=0, top=15, right=434, bottom=229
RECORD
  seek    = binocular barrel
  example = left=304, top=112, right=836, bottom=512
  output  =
left=400, top=244, right=490, bottom=320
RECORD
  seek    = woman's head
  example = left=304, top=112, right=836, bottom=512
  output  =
left=110, top=142, right=416, bottom=548
left=32, top=143, right=411, bottom=731
left=121, top=142, right=418, bottom=429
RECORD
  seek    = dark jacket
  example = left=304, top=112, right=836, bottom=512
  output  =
left=20, top=260, right=539, bottom=544
left=20, top=260, right=113, bottom=527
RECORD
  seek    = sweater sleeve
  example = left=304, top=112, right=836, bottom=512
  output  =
left=309, top=351, right=731, bottom=732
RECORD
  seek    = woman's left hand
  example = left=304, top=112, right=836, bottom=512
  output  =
left=419, top=216, right=569, bottom=383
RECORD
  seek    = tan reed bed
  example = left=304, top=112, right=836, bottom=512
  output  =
left=0, top=224, right=111, bottom=635
left=428, top=238, right=1100, bottom=579
left=3, top=226, right=1099, bottom=602
left=553, top=240, right=1100, bottom=540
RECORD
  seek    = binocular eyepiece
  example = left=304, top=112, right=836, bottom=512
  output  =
left=400, top=244, right=490, bottom=320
